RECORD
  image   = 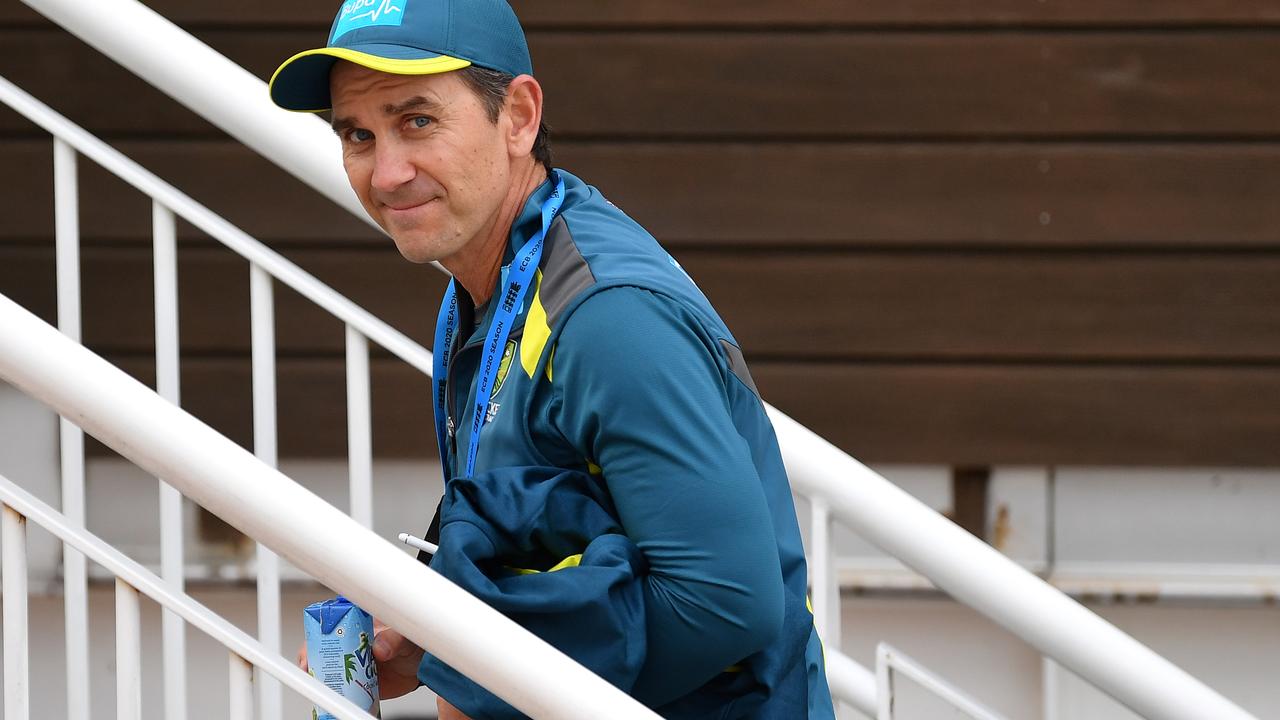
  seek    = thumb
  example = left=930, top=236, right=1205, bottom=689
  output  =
left=373, top=628, right=402, bottom=661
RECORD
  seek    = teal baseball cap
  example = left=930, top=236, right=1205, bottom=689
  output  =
left=270, top=0, right=532, bottom=112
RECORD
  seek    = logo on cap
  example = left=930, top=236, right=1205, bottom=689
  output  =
left=331, top=0, right=408, bottom=43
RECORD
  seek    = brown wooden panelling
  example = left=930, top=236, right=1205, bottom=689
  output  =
left=4, top=246, right=1280, bottom=362
left=0, top=245, right=445, bottom=354
left=0, top=140, right=374, bottom=245
left=5, top=1, right=1279, bottom=469
left=538, top=32, right=1280, bottom=138
left=106, top=356, right=436, bottom=459
left=5, top=30, right=1280, bottom=138
left=7, top=2, right=1280, bottom=27
left=689, top=252, right=1280, bottom=361
left=516, top=2, right=1280, bottom=27
left=752, top=363, right=1280, bottom=466
left=4, top=140, right=1280, bottom=248
left=92, top=357, right=1280, bottom=466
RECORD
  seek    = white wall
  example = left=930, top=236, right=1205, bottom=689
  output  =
left=836, top=596, right=1279, bottom=720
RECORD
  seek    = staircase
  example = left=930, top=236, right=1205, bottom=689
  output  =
left=0, top=0, right=1267, bottom=718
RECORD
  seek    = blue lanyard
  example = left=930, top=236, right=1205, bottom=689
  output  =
left=431, top=173, right=565, bottom=479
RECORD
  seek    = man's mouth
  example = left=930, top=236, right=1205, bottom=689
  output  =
left=383, top=197, right=437, bottom=212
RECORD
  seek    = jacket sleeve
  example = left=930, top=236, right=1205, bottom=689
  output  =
left=547, top=286, right=784, bottom=706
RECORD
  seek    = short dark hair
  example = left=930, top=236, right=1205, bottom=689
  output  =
left=457, top=65, right=553, bottom=175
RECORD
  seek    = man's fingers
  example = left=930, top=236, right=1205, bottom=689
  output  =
left=374, top=627, right=411, bottom=662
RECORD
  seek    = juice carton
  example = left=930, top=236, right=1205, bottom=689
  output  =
left=304, top=596, right=381, bottom=719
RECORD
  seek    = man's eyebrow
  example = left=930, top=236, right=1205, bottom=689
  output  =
left=331, top=96, right=442, bottom=135
left=384, top=95, right=442, bottom=115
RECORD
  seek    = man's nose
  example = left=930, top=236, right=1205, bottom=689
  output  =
left=370, top=141, right=416, bottom=193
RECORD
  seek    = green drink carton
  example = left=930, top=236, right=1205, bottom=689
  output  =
left=304, top=596, right=381, bottom=719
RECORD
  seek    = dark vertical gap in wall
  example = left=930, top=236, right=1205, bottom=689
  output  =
left=951, top=466, right=991, bottom=540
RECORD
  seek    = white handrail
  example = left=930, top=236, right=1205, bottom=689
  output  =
left=16, top=0, right=450, bottom=277
left=0, top=294, right=661, bottom=720
left=0, top=474, right=375, bottom=720
left=825, top=649, right=878, bottom=718
left=768, top=409, right=1256, bottom=720
left=0, top=74, right=434, bottom=378
left=8, top=1, right=1259, bottom=716
left=18, top=0, right=366, bottom=224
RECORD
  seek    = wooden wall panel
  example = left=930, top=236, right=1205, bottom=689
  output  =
left=5, top=246, right=1280, bottom=362
left=537, top=32, right=1280, bottom=138
left=4, top=141, right=1280, bottom=248
left=0, top=245, right=445, bottom=354
left=4, top=2, right=1278, bottom=467
left=0, top=141, right=373, bottom=245
left=522, top=2, right=1280, bottom=27
left=5, top=30, right=1280, bottom=138
left=7, top=2, right=1280, bottom=27
left=688, top=252, right=1280, bottom=361
left=106, top=357, right=436, bottom=459
left=752, top=363, right=1280, bottom=466
left=90, top=358, right=1280, bottom=466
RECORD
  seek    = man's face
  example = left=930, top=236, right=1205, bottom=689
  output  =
left=330, top=62, right=512, bottom=264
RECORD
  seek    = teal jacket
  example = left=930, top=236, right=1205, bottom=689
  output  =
left=421, top=466, right=649, bottom=719
left=423, top=170, right=835, bottom=719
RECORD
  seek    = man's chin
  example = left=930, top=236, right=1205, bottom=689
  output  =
left=392, top=241, right=444, bottom=265
left=391, top=229, right=467, bottom=264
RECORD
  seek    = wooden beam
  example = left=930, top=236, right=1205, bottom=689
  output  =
left=6, top=30, right=1280, bottom=138
left=5, top=141, right=1280, bottom=248
left=5, top=246, right=1280, bottom=362
left=8, top=2, right=1280, bottom=27
left=82, top=357, right=1280, bottom=466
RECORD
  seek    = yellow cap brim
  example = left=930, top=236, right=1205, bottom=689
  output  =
left=269, top=47, right=472, bottom=113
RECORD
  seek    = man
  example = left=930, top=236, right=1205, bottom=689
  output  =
left=270, top=1, right=835, bottom=717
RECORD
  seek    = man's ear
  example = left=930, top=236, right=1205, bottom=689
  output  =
left=504, top=75, right=543, bottom=158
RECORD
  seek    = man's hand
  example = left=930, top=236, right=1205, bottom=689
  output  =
left=371, top=619, right=426, bottom=700
left=294, top=619, right=425, bottom=700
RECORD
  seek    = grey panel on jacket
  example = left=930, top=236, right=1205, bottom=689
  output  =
left=720, top=338, right=761, bottom=400
left=539, top=216, right=597, bottom=327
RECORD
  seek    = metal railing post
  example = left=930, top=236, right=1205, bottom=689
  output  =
left=229, top=652, right=255, bottom=720
left=824, top=649, right=878, bottom=718
left=346, top=326, right=373, bottom=528
left=2, top=505, right=30, bottom=720
left=809, top=497, right=836, bottom=646
left=875, top=644, right=1007, bottom=720
left=1042, top=657, right=1061, bottom=720
left=53, top=136, right=91, bottom=720
left=115, top=578, right=143, bottom=720
left=875, top=644, right=893, bottom=720
left=250, top=262, right=282, bottom=720
left=153, top=200, right=188, bottom=720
